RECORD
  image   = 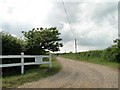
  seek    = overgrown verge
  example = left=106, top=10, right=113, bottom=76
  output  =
left=60, top=39, right=120, bottom=68
left=60, top=49, right=119, bottom=68
left=2, top=57, right=61, bottom=88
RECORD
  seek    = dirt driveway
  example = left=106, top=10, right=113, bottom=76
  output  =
left=18, top=57, right=118, bottom=88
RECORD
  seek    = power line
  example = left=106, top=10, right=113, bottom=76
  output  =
left=62, top=0, right=76, bottom=39
left=62, top=0, right=77, bottom=53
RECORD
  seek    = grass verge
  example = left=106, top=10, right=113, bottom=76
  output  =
left=2, top=56, right=61, bottom=88
left=60, top=54, right=119, bottom=68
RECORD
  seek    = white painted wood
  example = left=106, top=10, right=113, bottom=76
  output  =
left=0, top=55, right=49, bottom=58
left=21, top=52, right=24, bottom=74
left=24, top=62, right=37, bottom=65
left=35, top=57, right=42, bottom=64
left=0, top=62, right=49, bottom=68
left=0, top=63, right=21, bottom=67
left=49, top=54, right=52, bottom=68
left=0, top=55, right=22, bottom=58
left=0, top=52, right=52, bottom=74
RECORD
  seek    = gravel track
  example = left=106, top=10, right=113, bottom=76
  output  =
left=18, top=57, right=118, bottom=88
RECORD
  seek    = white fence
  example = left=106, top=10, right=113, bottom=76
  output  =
left=0, top=52, right=52, bottom=74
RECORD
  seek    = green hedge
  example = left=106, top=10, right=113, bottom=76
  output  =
left=1, top=32, right=23, bottom=55
left=62, top=45, right=118, bottom=63
left=1, top=32, right=39, bottom=76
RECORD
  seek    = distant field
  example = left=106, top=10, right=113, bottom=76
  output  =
left=2, top=57, right=61, bottom=88
left=60, top=54, right=119, bottom=68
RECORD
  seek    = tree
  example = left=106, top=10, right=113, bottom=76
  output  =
left=1, top=31, right=23, bottom=55
left=23, top=27, right=63, bottom=55
left=113, top=39, right=120, bottom=63
left=114, top=39, right=120, bottom=53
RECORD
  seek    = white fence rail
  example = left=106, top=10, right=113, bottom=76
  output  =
left=0, top=52, right=52, bottom=74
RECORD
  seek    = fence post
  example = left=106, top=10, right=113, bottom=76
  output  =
left=21, top=52, right=24, bottom=74
left=49, top=53, right=52, bottom=68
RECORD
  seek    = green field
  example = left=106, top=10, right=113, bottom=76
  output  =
left=60, top=54, right=119, bottom=68
left=2, top=57, right=61, bottom=88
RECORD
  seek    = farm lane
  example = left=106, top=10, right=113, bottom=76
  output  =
left=18, top=57, right=118, bottom=88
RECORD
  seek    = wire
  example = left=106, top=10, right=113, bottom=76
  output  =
left=61, top=0, right=76, bottom=39
left=62, top=0, right=78, bottom=53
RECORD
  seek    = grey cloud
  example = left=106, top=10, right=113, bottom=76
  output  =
left=60, top=31, right=73, bottom=42
left=44, top=2, right=81, bottom=42
left=62, top=2, right=81, bottom=23
left=92, top=2, right=118, bottom=24
left=44, top=2, right=81, bottom=25
left=118, top=2, right=120, bottom=38
left=45, top=2, right=117, bottom=49
left=77, top=35, right=113, bottom=47
left=8, top=7, right=15, bottom=14
left=0, top=1, right=118, bottom=52
left=2, top=21, right=33, bottom=37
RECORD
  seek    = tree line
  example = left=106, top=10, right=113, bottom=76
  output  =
left=62, top=39, right=119, bottom=63
left=1, top=27, right=63, bottom=55
left=1, top=27, right=63, bottom=76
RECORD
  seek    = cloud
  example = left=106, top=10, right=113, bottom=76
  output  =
left=92, top=2, right=118, bottom=24
left=58, top=2, right=118, bottom=52
left=0, top=0, right=118, bottom=53
left=0, top=0, right=55, bottom=37
left=43, top=2, right=80, bottom=29
left=0, top=0, right=54, bottom=30
left=2, top=20, right=33, bottom=37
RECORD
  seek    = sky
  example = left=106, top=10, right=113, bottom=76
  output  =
left=0, top=0, right=119, bottom=53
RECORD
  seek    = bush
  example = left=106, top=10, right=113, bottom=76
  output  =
left=1, top=32, right=23, bottom=55
left=102, top=45, right=118, bottom=62
left=67, top=45, right=118, bottom=63
left=1, top=32, right=38, bottom=76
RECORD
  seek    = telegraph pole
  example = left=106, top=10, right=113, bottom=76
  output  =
left=62, top=0, right=77, bottom=53
left=75, top=38, right=77, bottom=53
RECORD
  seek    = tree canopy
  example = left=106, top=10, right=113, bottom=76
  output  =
left=23, top=27, right=63, bottom=54
left=1, top=31, right=23, bottom=55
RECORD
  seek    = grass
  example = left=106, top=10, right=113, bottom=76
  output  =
left=2, top=56, right=61, bottom=88
left=60, top=54, right=119, bottom=68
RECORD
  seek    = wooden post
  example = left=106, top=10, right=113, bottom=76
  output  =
left=41, top=57, right=43, bottom=63
left=21, top=52, right=24, bottom=74
left=49, top=53, right=52, bottom=68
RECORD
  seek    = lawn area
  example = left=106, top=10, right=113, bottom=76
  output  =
left=2, top=57, right=61, bottom=88
left=60, top=54, right=119, bottom=68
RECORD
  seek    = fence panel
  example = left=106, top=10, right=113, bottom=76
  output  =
left=0, top=52, right=52, bottom=74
